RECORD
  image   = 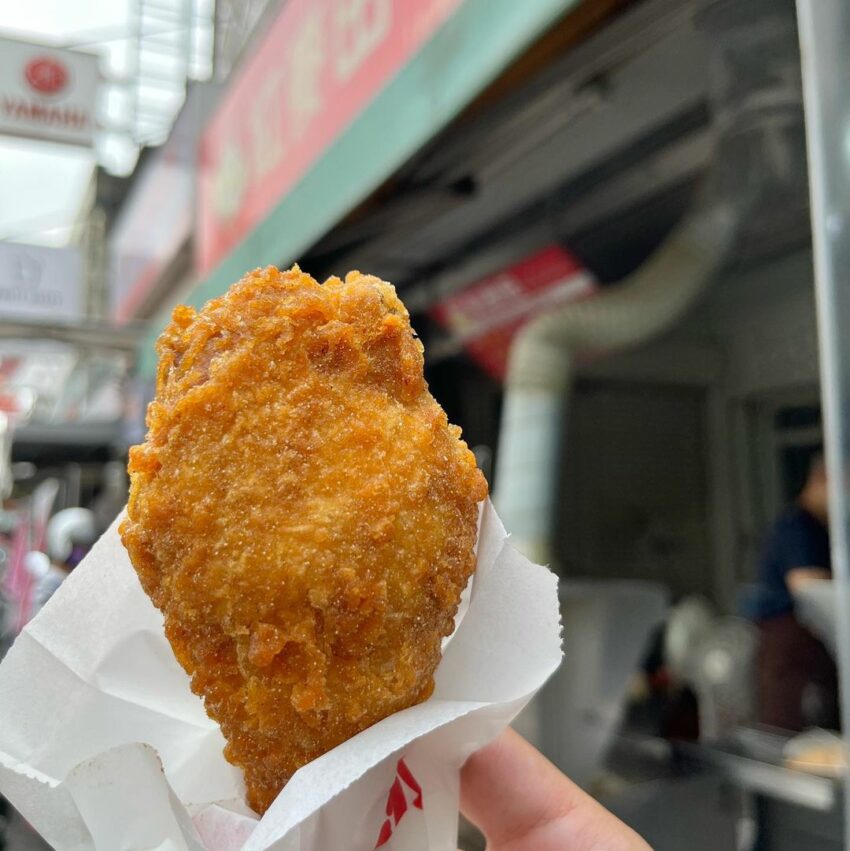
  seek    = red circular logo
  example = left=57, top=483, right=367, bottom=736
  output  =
left=24, top=57, right=68, bottom=95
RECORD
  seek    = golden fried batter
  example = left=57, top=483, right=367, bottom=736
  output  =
left=120, top=266, right=487, bottom=814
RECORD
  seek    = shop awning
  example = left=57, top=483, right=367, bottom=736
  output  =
left=140, top=0, right=580, bottom=376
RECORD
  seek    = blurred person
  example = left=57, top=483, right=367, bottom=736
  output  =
left=461, top=728, right=650, bottom=850
left=752, top=453, right=838, bottom=731
left=47, top=508, right=97, bottom=569
left=25, top=551, right=66, bottom=616
left=27, top=508, right=97, bottom=616
left=0, top=511, right=15, bottom=654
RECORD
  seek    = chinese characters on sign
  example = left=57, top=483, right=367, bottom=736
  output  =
left=198, top=0, right=464, bottom=274
left=431, top=245, right=596, bottom=380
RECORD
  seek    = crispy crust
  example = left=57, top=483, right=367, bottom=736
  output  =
left=120, top=266, right=487, bottom=814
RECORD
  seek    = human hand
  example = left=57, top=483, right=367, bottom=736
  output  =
left=461, top=728, right=651, bottom=850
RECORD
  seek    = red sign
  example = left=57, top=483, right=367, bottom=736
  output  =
left=24, top=57, right=68, bottom=95
left=0, top=36, right=98, bottom=146
left=431, top=245, right=596, bottom=379
left=197, top=0, right=464, bottom=275
left=374, top=758, right=423, bottom=847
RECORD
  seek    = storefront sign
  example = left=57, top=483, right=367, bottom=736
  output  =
left=110, top=85, right=219, bottom=323
left=109, top=161, right=192, bottom=323
left=431, top=245, right=595, bottom=379
left=0, top=243, right=83, bottom=322
left=198, top=0, right=465, bottom=275
left=0, top=36, right=98, bottom=147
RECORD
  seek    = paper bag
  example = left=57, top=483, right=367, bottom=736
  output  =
left=0, top=499, right=561, bottom=850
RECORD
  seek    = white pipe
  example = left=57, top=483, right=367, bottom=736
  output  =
left=494, top=197, right=743, bottom=564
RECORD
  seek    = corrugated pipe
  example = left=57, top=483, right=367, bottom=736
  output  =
left=493, top=0, right=802, bottom=565
left=493, top=196, right=743, bottom=564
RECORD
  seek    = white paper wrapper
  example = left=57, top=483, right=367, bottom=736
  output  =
left=0, top=499, right=561, bottom=850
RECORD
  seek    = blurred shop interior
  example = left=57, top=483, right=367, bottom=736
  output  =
left=0, top=0, right=845, bottom=849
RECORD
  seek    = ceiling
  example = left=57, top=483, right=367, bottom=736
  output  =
left=302, top=0, right=810, bottom=341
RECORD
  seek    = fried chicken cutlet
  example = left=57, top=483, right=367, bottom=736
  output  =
left=120, top=266, right=487, bottom=814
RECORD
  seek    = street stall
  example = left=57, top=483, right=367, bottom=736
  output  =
left=229, top=1, right=850, bottom=848
left=126, top=0, right=850, bottom=848
left=3, top=0, right=850, bottom=848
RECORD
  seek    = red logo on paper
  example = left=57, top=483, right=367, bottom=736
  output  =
left=374, top=758, right=423, bottom=847
left=24, top=57, right=68, bottom=95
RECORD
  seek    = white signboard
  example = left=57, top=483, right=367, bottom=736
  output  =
left=0, top=242, right=83, bottom=322
left=0, top=36, right=98, bottom=146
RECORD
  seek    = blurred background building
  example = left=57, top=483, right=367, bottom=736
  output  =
left=1, top=0, right=849, bottom=849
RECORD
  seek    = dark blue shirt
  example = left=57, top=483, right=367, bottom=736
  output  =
left=752, top=506, right=831, bottom=620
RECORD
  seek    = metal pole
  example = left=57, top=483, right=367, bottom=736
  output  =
left=796, top=0, right=850, bottom=842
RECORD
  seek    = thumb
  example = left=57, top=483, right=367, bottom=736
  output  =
left=460, top=728, right=651, bottom=851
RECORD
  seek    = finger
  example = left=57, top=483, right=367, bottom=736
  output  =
left=460, top=728, right=650, bottom=851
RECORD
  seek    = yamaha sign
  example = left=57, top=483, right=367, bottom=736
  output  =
left=0, top=36, right=98, bottom=147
